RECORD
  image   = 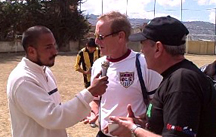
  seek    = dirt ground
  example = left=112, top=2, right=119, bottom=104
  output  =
left=0, top=52, right=215, bottom=137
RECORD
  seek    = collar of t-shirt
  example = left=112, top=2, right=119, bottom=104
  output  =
left=161, top=59, right=189, bottom=79
left=106, top=49, right=131, bottom=62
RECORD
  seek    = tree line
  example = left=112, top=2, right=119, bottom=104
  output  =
left=0, top=0, right=90, bottom=50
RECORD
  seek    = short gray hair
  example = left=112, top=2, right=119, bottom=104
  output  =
left=163, top=44, right=186, bottom=56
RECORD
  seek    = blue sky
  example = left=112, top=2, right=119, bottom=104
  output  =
left=80, top=0, right=216, bottom=24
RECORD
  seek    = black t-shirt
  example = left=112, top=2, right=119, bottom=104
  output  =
left=146, top=59, right=216, bottom=137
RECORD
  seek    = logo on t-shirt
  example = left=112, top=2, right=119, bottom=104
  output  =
left=166, top=124, right=196, bottom=137
left=119, top=72, right=134, bottom=88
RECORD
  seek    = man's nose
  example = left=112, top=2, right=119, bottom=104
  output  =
left=95, top=37, right=100, bottom=45
left=53, top=46, right=58, bottom=55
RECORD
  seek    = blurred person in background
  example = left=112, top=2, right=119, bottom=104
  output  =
left=74, top=38, right=100, bottom=88
left=200, top=60, right=216, bottom=89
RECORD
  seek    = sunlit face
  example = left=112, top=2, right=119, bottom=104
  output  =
left=95, top=20, right=119, bottom=57
left=140, top=40, right=156, bottom=70
left=33, top=33, right=58, bottom=67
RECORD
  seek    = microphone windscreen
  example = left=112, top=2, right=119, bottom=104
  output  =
left=101, top=60, right=110, bottom=76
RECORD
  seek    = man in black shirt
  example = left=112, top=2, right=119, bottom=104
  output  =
left=109, top=16, right=216, bottom=137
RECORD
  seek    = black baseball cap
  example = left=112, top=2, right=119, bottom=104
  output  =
left=129, top=16, right=189, bottom=46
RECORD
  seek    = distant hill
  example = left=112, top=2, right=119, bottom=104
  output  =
left=184, top=21, right=215, bottom=35
left=87, top=14, right=215, bottom=40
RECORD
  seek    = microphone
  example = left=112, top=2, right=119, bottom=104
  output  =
left=90, top=60, right=109, bottom=129
left=89, top=60, right=109, bottom=128
left=101, top=60, right=110, bottom=76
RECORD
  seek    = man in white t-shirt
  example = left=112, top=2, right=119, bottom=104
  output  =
left=83, top=11, right=162, bottom=137
left=7, top=26, right=108, bottom=137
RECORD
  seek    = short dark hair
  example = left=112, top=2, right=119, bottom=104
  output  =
left=87, top=38, right=97, bottom=47
left=22, top=26, right=52, bottom=52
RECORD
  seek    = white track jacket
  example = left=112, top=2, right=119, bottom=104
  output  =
left=7, top=57, right=93, bottom=137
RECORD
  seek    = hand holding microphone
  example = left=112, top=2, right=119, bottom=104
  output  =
left=87, top=60, right=109, bottom=97
left=86, top=60, right=110, bottom=128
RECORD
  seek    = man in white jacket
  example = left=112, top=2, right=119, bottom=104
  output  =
left=7, top=26, right=108, bottom=137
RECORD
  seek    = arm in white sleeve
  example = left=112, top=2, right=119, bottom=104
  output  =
left=14, top=80, right=93, bottom=129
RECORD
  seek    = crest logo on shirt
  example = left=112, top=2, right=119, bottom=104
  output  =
left=119, top=72, right=134, bottom=88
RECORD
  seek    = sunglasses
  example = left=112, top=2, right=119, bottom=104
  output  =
left=94, top=30, right=122, bottom=40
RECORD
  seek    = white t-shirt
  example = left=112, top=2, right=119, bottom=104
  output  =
left=7, top=57, right=94, bottom=137
left=91, top=50, right=162, bottom=134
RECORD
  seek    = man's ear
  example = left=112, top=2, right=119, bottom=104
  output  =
left=118, top=31, right=125, bottom=40
left=27, top=46, right=36, bottom=57
left=154, top=42, right=164, bottom=58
